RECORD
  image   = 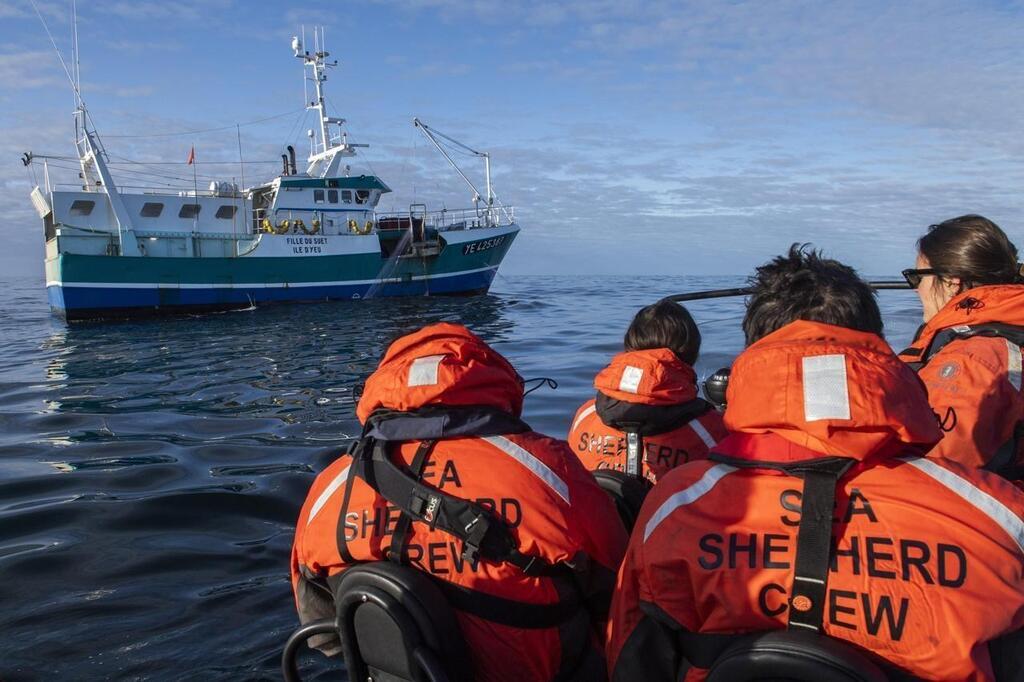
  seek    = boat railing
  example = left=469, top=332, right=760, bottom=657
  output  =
left=373, top=205, right=515, bottom=232
left=51, top=183, right=243, bottom=198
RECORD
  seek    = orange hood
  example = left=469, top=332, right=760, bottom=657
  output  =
left=907, top=284, right=1024, bottom=353
left=356, top=323, right=523, bottom=424
left=724, top=320, right=941, bottom=460
left=594, top=349, right=698, bottom=406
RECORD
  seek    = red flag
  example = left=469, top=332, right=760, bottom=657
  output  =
left=186, top=146, right=195, bottom=165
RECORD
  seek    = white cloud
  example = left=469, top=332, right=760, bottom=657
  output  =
left=6, top=1, right=1024, bottom=277
left=0, top=50, right=65, bottom=88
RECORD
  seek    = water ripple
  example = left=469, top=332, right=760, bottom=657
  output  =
left=0, top=274, right=921, bottom=679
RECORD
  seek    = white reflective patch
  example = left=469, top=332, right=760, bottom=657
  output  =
left=619, top=365, right=644, bottom=394
left=481, top=436, right=570, bottom=504
left=689, top=419, right=717, bottom=449
left=571, top=403, right=597, bottom=432
left=802, top=354, right=851, bottom=422
left=307, top=464, right=352, bottom=526
left=643, top=464, right=737, bottom=542
left=1007, top=340, right=1022, bottom=392
left=408, top=354, right=445, bottom=387
left=902, top=457, right=1024, bottom=555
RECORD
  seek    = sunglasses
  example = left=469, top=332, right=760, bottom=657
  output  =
left=901, top=268, right=941, bottom=288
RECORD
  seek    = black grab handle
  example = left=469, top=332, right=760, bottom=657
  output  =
left=281, top=619, right=337, bottom=682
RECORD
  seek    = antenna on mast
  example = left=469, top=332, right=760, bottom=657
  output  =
left=291, top=26, right=363, bottom=177
left=72, top=0, right=82, bottom=110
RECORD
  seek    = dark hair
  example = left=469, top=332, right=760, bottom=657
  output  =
left=918, top=215, right=1021, bottom=292
left=625, top=300, right=702, bottom=365
left=743, top=244, right=883, bottom=345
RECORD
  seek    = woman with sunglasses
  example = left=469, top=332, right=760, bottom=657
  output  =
left=898, top=214, right=1024, bottom=477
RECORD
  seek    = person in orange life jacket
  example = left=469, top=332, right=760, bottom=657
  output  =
left=291, top=323, right=628, bottom=682
left=898, top=215, right=1024, bottom=477
left=568, top=301, right=727, bottom=484
left=607, top=245, right=1024, bottom=681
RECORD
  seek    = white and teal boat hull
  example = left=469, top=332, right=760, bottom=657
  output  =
left=46, top=225, right=518, bottom=320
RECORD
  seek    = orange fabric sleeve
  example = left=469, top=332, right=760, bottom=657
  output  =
left=920, top=337, right=1024, bottom=468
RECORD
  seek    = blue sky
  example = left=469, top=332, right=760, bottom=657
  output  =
left=3, top=0, right=1024, bottom=279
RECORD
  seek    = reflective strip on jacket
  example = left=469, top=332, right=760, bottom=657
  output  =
left=290, top=323, right=629, bottom=682
left=607, top=320, right=1024, bottom=681
left=899, top=285, right=1024, bottom=471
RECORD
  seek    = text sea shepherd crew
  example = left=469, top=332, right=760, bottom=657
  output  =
left=608, top=247, right=1024, bottom=681
left=292, top=324, right=627, bottom=681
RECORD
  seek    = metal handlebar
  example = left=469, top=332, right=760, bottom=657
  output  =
left=281, top=619, right=337, bottom=682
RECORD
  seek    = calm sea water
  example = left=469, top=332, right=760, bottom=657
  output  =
left=0, top=273, right=924, bottom=680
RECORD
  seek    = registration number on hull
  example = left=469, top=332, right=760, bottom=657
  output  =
left=462, top=235, right=507, bottom=255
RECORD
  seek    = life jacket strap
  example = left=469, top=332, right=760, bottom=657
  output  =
left=360, top=438, right=567, bottom=578
left=785, top=459, right=853, bottom=632
left=625, top=430, right=644, bottom=478
left=709, top=454, right=854, bottom=632
left=388, top=439, right=437, bottom=565
left=335, top=437, right=365, bottom=565
left=903, top=322, right=1024, bottom=368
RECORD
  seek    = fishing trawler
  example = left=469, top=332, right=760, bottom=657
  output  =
left=27, top=29, right=519, bottom=321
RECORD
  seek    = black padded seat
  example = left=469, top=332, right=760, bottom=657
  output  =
left=333, top=562, right=472, bottom=682
left=593, top=469, right=652, bottom=532
left=705, top=630, right=889, bottom=682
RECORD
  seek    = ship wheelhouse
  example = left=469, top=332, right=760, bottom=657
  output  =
left=266, top=175, right=391, bottom=236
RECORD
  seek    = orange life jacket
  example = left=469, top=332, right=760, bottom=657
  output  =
left=568, top=349, right=727, bottom=482
left=898, top=284, right=1024, bottom=474
left=608, top=320, right=1024, bottom=681
left=291, top=323, right=628, bottom=682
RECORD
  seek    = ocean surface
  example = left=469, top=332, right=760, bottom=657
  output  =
left=0, top=274, right=924, bottom=680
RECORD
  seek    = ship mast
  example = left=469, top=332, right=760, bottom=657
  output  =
left=293, top=27, right=366, bottom=178
left=29, top=0, right=142, bottom=255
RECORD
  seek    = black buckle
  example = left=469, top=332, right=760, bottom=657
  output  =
left=517, top=554, right=540, bottom=575
left=461, top=513, right=490, bottom=570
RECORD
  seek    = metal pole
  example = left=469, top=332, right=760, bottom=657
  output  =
left=414, top=118, right=483, bottom=209
left=484, top=153, right=493, bottom=225
left=662, top=280, right=912, bottom=303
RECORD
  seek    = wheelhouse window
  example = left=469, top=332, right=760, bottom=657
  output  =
left=328, top=189, right=338, bottom=204
left=215, top=205, right=237, bottom=219
left=69, top=200, right=95, bottom=216
left=313, top=189, right=325, bottom=204
left=341, top=190, right=353, bottom=203
left=140, top=202, right=164, bottom=217
left=178, top=204, right=201, bottom=219
left=355, top=190, right=370, bottom=205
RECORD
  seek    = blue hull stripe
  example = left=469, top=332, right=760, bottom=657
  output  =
left=49, top=268, right=497, bottom=315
